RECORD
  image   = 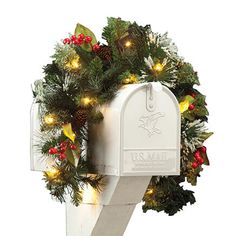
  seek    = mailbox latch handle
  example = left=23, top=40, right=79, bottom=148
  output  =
left=146, top=83, right=156, bottom=112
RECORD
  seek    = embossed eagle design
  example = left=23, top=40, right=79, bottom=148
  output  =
left=139, top=112, right=165, bottom=137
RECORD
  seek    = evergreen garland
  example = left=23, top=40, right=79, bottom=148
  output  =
left=32, top=17, right=212, bottom=215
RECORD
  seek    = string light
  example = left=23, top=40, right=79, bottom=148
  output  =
left=81, top=96, right=96, bottom=106
left=122, top=74, right=138, bottom=84
left=82, top=97, right=91, bottom=105
left=46, top=167, right=60, bottom=179
left=65, top=57, right=81, bottom=71
left=44, top=113, right=56, bottom=125
left=125, top=40, right=132, bottom=48
left=147, top=188, right=154, bottom=195
left=153, top=63, right=164, bottom=72
left=82, top=184, right=99, bottom=204
left=70, top=59, right=80, bottom=69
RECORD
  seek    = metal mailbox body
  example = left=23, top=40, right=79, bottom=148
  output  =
left=88, top=82, right=181, bottom=177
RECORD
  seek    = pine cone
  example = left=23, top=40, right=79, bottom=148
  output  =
left=96, top=45, right=112, bottom=62
left=74, top=108, right=88, bottom=127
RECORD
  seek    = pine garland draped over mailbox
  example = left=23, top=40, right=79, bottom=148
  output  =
left=31, top=17, right=212, bottom=215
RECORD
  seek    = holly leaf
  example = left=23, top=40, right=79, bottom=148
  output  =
left=200, top=132, right=213, bottom=141
left=65, top=141, right=80, bottom=167
left=185, top=95, right=195, bottom=104
left=72, top=141, right=80, bottom=164
left=183, top=111, right=195, bottom=121
left=179, top=95, right=195, bottom=114
left=177, top=63, right=200, bottom=85
left=74, top=23, right=97, bottom=52
left=194, top=106, right=209, bottom=117
left=187, top=166, right=203, bottom=186
left=63, top=123, right=76, bottom=142
left=179, top=100, right=190, bottom=113
left=65, top=148, right=76, bottom=166
left=202, top=152, right=210, bottom=165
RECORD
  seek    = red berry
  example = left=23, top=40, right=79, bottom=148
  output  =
left=60, top=142, right=67, bottom=148
left=200, top=146, right=207, bottom=153
left=195, top=155, right=203, bottom=163
left=194, top=151, right=201, bottom=158
left=198, top=157, right=204, bottom=165
left=84, top=36, right=92, bottom=43
left=63, top=38, right=71, bottom=45
left=60, top=146, right=67, bottom=153
left=49, top=147, right=58, bottom=155
left=191, top=92, right=196, bottom=98
left=59, top=153, right=67, bottom=161
left=78, top=33, right=85, bottom=40
left=192, top=162, right=199, bottom=169
left=71, top=35, right=77, bottom=41
left=92, top=44, right=100, bottom=52
left=70, top=144, right=77, bottom=150
left=188, top=104, right=195, bottom=111
left=74, top=38, right=83, bottom=46
left=71, top=35, right=77, bottom=44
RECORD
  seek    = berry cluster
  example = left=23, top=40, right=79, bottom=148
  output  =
left=48, top=141, right=79, bottom=161
left=192, top=146, right=207, bottom=169
left=188, top=92, right=196, bottom=111
left=63, top=34, right=100, bottom=52
left=188, top=104, right=195, bottom=111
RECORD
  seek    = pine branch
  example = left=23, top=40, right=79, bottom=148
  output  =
left=176, top=62, right=200, bottom=86
left=42, top=73, right=79, bottom=114
left=142, top=177, right=196, bottom=216
left=43, top=161, right=103, bottom=206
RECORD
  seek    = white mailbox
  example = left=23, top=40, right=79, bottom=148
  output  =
left=66, top=82, right=181, bottom=236
left=31, top=82, right=181, bottom=236
left=88, top=82, right=180, bottom=176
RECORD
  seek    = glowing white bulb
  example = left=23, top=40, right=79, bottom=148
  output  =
left=44, top=114, right=56, bottom=125
left=153, top=63, right=164, bottom=72
left=125, top=41, right=132, bottom=48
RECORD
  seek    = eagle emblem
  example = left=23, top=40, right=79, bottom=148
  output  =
left=139, top=112, right=165, bottom=137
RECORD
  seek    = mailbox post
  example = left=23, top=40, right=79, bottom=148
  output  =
left=66, top=82, right=180, bottom=236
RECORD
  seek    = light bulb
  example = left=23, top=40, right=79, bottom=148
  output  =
left=122, top=74, right=138, bottom=84
left=44, top=114, right=56, bottom=125
left=147, top=188, right=154, bottom=195
left=46, top=168, right=60, bottom=179
left=81, top=97, right=92, bottom=106
left=153, top=63, right=164, bottom=72
left=70, top=59, right=80, bottom=69
left=125, top=40, right=132, bottom=48
left=65, top=57, right=81, bottom=71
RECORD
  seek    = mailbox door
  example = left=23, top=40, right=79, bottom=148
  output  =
left=120, top=84, right=180, bottom=176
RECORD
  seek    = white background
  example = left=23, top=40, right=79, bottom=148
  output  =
left=0, top=0, right=235, bottom=235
